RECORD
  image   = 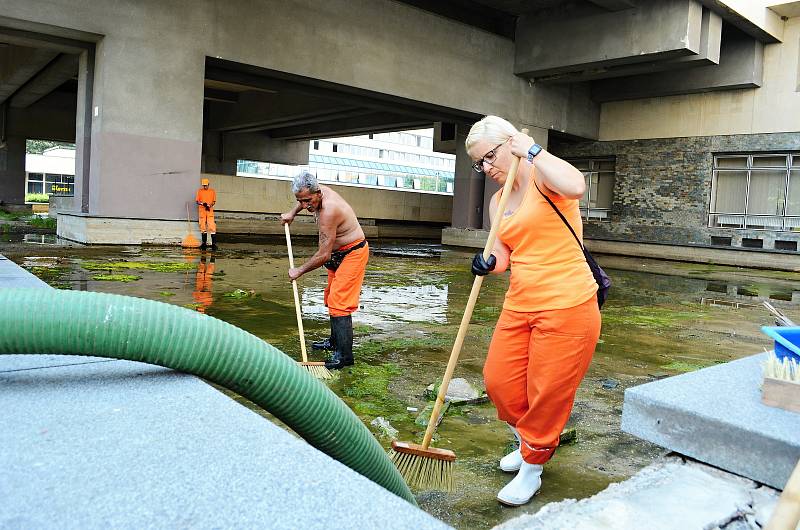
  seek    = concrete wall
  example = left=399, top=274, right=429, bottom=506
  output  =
left=549, top=132, right=800, bottom=249
left=203, top=173, right=452, bottom=224
left=598, top=16, right=800, bottom=139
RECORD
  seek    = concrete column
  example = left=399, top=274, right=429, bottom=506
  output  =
left=451, top=124, right=484, bottom=229
left=72, top=48, right=93, bottom=215
left=86, top=37, right=204, bottom=220
left=0, top=135, right=27, bottom=207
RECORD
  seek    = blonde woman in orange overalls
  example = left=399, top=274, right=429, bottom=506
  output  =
left=466, top=116, right=601, bottom=506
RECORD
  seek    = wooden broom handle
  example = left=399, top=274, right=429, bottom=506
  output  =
left=284, top=223, right=309, bottom=363
left=421, top=129, right=528, bottom=449
left=766, top=457, right=800, bottom=530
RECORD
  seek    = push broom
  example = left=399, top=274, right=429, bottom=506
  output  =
left=284, top=223, right=333, bottom=380
left=390, top=129, right=527, bottom=491
left=181, top=202, right=201, bottom=248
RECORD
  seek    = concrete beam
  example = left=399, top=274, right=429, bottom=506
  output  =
left=267, top=112, right=431, bottom=141
left=586, top=0, right=636, bottom=10
left=0, top=45, right=58, bottom=104
left=536, top=8, right=722, bottom=83
left=591, top=26, right=763, bottom=102
left=204, top=90, right=357, bottom=133
left=769, top=1, right=800, bottom=18
left=9, top=52, right=78, bottom=108
left=699, top=0, right=784, bottom=42
left=515, top=0, right=704, bottom=79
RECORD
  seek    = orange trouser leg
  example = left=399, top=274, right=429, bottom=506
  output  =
left=483, top=295, right=601, bottom=465
left=198, top=207, right=216, bottom=233
left=324, top=244, right=368, bottom=317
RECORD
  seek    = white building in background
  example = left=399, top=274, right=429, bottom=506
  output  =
left=25, top=146, right=76, bottom=198
left=237, top=128, right=457, bottom=194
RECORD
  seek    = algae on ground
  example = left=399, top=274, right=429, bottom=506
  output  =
left=26, top=265, right=71, bottom=288
left=92, top=274, right=140, bottom=282
left=81, top=260, right=194, bottom=273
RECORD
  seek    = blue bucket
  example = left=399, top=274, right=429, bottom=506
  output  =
left=761, top=326, right=800, bottom=363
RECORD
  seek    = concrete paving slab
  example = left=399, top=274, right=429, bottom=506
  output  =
left=0, top=255, right=448, bottom=529
left=621, top=353, right=800, bottom=489
left=494, top=457, right=779, bottom=530
left=0, top=255, right=49, bottom=289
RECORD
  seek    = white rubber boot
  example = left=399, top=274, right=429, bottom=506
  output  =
left=499, top=424, right=523, bottom=472
left=497, top=462, right=543, bottom=506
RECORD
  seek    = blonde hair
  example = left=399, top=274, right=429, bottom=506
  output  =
left=465, top=116, right=518, bottom=156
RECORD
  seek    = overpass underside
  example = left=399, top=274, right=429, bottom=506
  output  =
left=0, top=0, right=796, bottom=263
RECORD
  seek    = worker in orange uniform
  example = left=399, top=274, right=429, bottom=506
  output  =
left=192, top=255, right=215, bottom=313
left=280, top=171, right=368, bottom=370
left=466, top=116, right=601, bottom=507
left=195, top=177, right=217, bottom=250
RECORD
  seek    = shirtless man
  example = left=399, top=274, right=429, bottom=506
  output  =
left=281, top=171, right=369, bottom=369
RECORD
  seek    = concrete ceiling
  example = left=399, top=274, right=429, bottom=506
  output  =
left=0, top=42, right=78, bottom=109
left=203, top=59, right=480, bottom=141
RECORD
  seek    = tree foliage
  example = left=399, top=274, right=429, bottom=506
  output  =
left=26, top=139, right=75, bottom=155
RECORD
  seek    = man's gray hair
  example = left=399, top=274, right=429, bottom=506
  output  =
left=292, top=170, right=320, bottom=194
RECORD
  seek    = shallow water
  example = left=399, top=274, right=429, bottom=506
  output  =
left=5, top=237, right=798, bottom=529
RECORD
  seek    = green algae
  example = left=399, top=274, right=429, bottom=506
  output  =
left=601, top=306, right=701, bottom=327
left=660, top=360, right=717, bottom=373
left=92, top=274, right=140, bottom=282
left=81, top=260, right=194, bottom=273
left=158, top=291, right=176, bottom=297
left=26, top=265, right=71, bottom=288
left=223, top=288, right=255, bottom=298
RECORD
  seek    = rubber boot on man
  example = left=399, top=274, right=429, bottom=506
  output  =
left=324, top=315, right=353, bottom=370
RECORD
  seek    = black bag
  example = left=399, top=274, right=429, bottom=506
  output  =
left=323, top=239, right=367, bottom=271
left=535, top=182, right=611, bottom=309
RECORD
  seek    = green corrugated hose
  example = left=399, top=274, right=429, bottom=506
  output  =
left=0, top=288, right=416, bottom=505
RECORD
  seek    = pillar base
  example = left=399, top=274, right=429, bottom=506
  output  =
left=57, top=212, right=200, bottom=245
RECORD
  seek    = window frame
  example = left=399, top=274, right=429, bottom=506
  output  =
left=709, top=152, right=798, bottom=231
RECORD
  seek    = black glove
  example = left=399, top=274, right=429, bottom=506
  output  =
left=471, top=253, right=496, bottom=276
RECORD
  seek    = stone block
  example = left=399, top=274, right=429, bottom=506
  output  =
left=621, top=353, right=800, bottom=489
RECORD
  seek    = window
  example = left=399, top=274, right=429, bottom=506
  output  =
left=332, top=143, right=338, bottom=153
left=313, top=141, right=319, bottom=150
left=568, top=158, right=615, bottom=221
left=710, top=153, right=799, bottom=231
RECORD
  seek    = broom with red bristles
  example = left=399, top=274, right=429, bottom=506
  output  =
left=284, top=223, right=333, bottom=380
left=389, top=129, right=527, bottom=491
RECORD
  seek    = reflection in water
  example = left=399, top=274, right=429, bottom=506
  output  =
left=301, top=284, right=450, bottom=326
left=192, top=256, right=215, bottom=313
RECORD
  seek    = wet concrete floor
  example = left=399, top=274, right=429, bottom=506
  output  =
left=3, top=234, right=797, bottom=529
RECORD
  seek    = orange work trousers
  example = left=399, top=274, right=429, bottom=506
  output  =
left=198, top=206, right=216, bottom=234
left=323, top=240, right=368, bottom=317
left=483, top=294, right=601, bottom=465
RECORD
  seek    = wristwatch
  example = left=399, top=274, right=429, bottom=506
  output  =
left=527, top=143, right=543, bottom=162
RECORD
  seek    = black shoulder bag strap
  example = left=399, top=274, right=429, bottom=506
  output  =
left=533, top=179, right=610, bottom=308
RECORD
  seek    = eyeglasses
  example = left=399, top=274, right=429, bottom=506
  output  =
left=472, top=142, right=505, bottom=173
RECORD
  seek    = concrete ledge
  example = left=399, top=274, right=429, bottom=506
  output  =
left=495, top=456, right=778, bottom=530
left=441, top=228, right=800, bottom=272
left=0, top=255, right=50, bottom=289
left=621, top=353, right=800, bottom=489
left=57, top=212, right=196, bottom=245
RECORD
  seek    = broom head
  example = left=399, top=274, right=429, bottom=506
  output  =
left=300, top=361, right=334, bottom=380
left=389, top=440, right=455, bottom=491
left=182, top=233, right=201, bottom=248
